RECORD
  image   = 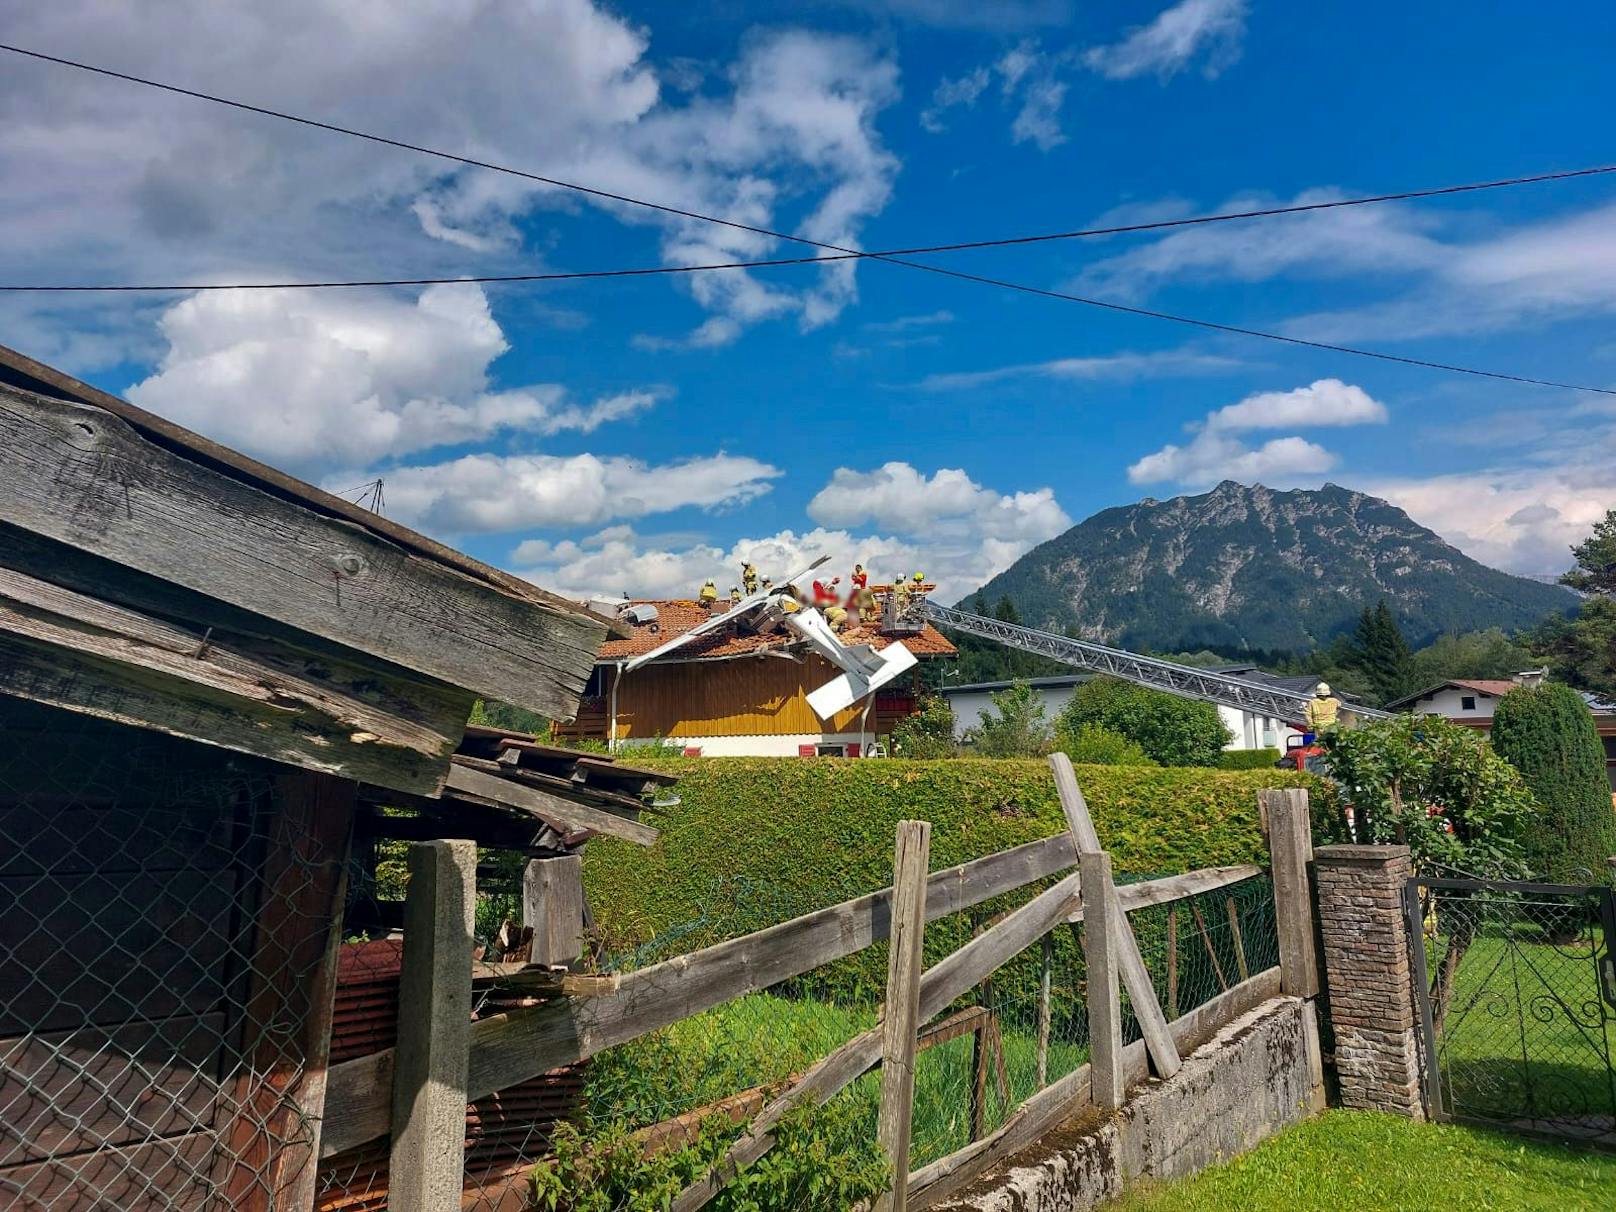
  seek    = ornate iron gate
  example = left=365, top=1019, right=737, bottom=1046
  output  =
left=1405, top=876, right=1616, bottom=1144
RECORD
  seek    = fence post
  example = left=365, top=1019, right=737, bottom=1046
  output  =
left=1080, top=850, right=1124, bottom=1110
left=875, top=820, right=930, bottom=1212
left=1036, top=935, right=1053, bottom=1086
left=1262, top=788, right=1319, bottom=998
left=523, top=853, right=586, bottom=967
left=388, top=839, right=476, bottom=1212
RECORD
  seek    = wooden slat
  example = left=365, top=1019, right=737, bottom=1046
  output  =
left=0, top=384, right=602, bottom=718
left=523, top=855, right=587, bottom=967
left=1067, top=865, right=1263, bottom=921
left=445, top=762, right=657, bottom=847
left=1081, top=852, right=1123, bottom=1110
left=0, top=1128, right=219, bottom=1210
left=0, top=1013, right=227, bottom=1164
left=0, top=567, right=453, bottom=795
left=874, top=821, right=930, bottom=1212
left=1050, top=754, right=1181, bottom=1079
left=1262, top=788, right=1320, bottom=998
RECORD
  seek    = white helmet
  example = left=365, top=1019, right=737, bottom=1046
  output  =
left=1315, top=682, right=1331, bottom=696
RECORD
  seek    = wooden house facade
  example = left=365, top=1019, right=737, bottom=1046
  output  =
left=554, top=599, right=956, bottom=756
left=0, top=345, right=653, bottom=1211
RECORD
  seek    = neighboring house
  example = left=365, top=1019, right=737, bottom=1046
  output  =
left=554, top=599, right=957, bottom=756
left=1387, top=672, right=1616, bottom=789
left=937, top=665, right=1328, bottom=752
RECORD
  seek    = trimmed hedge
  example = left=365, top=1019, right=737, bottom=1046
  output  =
left=1217, top=748, right=1283, bottom=771
left=584, top=758, right=1331, bottom=971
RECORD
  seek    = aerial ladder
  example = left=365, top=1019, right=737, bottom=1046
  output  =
left=924, top=602, right=1392, bottom=724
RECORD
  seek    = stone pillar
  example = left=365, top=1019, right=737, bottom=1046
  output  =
left=1313, top=844, right=1425, bottom=1119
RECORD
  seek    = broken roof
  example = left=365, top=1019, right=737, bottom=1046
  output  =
left=596, top=599, right=958, bottom=664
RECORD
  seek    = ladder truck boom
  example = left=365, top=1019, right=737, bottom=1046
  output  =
left=924, top=602, right=1392, bottom=724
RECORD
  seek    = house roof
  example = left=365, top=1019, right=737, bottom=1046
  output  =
left=596, top=599, right=957, bottom=664
left=939, top=675, right=1089, bottom=694
left=1385, top=679, right=1518, bottom=710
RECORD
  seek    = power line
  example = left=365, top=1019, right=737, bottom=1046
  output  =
left=8, top=154, right=1616, bottom=292
left=4, top=41, right=1614, bottom=396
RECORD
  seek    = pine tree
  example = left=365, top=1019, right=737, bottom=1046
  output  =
left=1490, top=683, right=1616, bottom=883
left=1351, top=599, right=1414, bottom=704
left=1561, top=508, right=1616, bottom=594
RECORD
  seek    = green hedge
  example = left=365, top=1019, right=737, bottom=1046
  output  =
left=1216, top=748, right=1283, bottom=771
left=584, top=758, right=1330, bottom=972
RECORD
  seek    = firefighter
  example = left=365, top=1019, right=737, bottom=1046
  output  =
left=729, top=586, right=742, bottom=605
left=698, top=579, right=718, bottom=607
left=742, top=562, right=759, bottom=594
left=812, top=576, right=841, bottom=608
left=1302, top=681, right=1341, bottom=739
left=825, top=604, right=848, bottom=632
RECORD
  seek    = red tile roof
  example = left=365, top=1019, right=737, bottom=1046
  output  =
left=595, top=599, right=957, bottom=664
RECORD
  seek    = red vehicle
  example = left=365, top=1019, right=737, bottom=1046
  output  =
left=1278, top=732, right=1328, bottom=775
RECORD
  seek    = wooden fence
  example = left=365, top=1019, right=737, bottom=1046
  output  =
left=319, top=758, right=1317, bottom=1211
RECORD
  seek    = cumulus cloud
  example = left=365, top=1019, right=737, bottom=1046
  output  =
left=808, top=462, right=1071, bottom=540
left=920, top=40, right=1071, bottom=150
left=915, top=347, right=1242, bottom=390
left=126, top=283, right=658, bottom=474
left=1127, top=379, right=1388, bottom=487
left=2, top=2, right=901, bottom=363
left=512, top=463, right=1073, bottom=601
left=1083, top=0, right=1248, bottom=81
left=354, top=451, right=782, bottom=535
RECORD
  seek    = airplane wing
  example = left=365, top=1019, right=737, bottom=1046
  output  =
left=782, top=608, right=919, bottom=719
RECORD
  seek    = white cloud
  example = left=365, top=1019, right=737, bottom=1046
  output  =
left=915, top=348, right=1242, bottom=390
left=1083, top=0, right=1248, bottom=81
left=512, top=463, right=1073, bottom=601
left=1, top=4, right=901, bottom=362
left=865, top=310, right=956, bottom=334
left=920, top=67, right=992, bottom=132
left=126, top=283, right=657, bottom=474
left=1128, top=379, right=1388, bottom=487
left=356, top=451, right=782, bottom=535
left=1009, top=76, right=1069, bottom=150
left=807, top=462, right=1071, bottom=540
left=922, top=40, right=1071, bottom=151
left=1368, top=467, right=1616, bottom=576
left=851, top=0, right=1072, bottom=31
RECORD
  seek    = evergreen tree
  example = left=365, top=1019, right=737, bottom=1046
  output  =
left=1530, top=510, right=1616, bottom=698
left=1560, top=508, right=1616, bottom=595
left=1350, top=600, right=1414, bottom=704
left=1489, top=683, right=1616, bottom=883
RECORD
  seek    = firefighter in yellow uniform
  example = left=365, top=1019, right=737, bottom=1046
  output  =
left=698, top=579, right=718, bottom=607
left=742, top=563, right=759, bottom=594
left=1302, top=682, right=1341, bottom=739
left=729, top=586, right=742, bottom=606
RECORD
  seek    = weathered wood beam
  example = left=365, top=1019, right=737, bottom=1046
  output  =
left=875, top=821, right=930, bottom=1212
left=0, top=384, right=603, bottom=717
left=0, top=565, right=453, bottom=794
left=1262, top=788, right=1320, bottom=998
left=1081, top=851, right=1124, bottom=1110
left=446, top=761, right=657, bottom=847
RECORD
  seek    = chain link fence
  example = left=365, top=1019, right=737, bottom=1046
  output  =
left=1, top=707, right=343, bottom=1211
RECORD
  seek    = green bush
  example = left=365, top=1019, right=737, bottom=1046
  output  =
left=584, top=757, right=1331, bottom=989
left=968, top=681, right=1052, bottom=757
left=1055, top=678, right=1231, bottom=766
left=888, top=695, right=958, bottom=758
left=1217, top=748, right=1282, bottom=771
left=1054, top=724, right=1159, bottom=767
left=1490, top=684, right=1616, bottom=883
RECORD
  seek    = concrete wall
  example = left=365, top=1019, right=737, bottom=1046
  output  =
left=1403, top=686, right=1500, bottom=721
left=936, top=996, right=1317, bottom=1211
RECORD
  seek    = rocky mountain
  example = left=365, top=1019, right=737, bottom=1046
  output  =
left=965, top=482, right=1577, bottom=655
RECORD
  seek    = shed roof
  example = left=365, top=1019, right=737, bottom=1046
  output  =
left=596, top=599, right=957, bottom=664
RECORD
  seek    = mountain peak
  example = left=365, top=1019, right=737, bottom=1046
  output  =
left=965, top=483, right=1574, bottom=655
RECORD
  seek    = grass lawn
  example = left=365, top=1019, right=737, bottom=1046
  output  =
left=1111, top=1111, right=1616, bottom=1212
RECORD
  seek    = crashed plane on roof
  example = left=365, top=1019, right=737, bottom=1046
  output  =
left=621, top=555, right=918, bottom=719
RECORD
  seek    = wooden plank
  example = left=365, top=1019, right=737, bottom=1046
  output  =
left=1036, top=936, right=1053, bottom=1087
left=1262, top=788, right=1320, bottom=998
left=0, top=384, right=602, bottom=717
left=1190, top=902, right=1229, bottom=993
left=1081, top=852, right=1123, bottom=1111
left=666, top=869, right=1086, bottom=1212
left=1050, top=755, right=1181, bottom=1079
left=875, top=821, right=930, bottom=1212
left=0, top=567, right=453, bottom=795
left=1227, top=898, right=1250, bottom=982
left=1166, top=907, right=1179, bottom=1019
left=1066, top=864, right=1263, bottom=921
left=389, top=840, right=476, bottom=1212
left=0, top=342, right=602, bottom=628
left=0, top=1127, right=219, bottom=1210
left=318, top=837, right=1158, bottom=1158
left=446, top=761, right=657, bottom=847
left=0, top=1013, right=227, bottom=1164
left=523, top=855, right=587, bottom=967
left=216, top=771, right=354, bottom=1211
left=906, top=965, right=1285, bottom=1210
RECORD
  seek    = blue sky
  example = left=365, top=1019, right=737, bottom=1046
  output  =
left=5, top=0, right=1616, bottom=600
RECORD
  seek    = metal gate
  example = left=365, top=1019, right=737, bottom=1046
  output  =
left=1405, top=876, right=1616, bottom=1145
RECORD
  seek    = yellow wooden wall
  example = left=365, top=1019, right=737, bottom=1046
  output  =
left=611, top=656, right=870, bottom=737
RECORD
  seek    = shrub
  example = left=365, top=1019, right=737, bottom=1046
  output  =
left=968, top=681, right=1052, bottom=757
left=1216, top=748, right=1282, bottom=771
left=1055, top=678, right=1231, bottom=767
left=1054, top=723, right=1158, bottom=767
left=888, top=695, right=958, bottom=758
left=1489, top=684, right=1616, bottom=883
left=1320, top=715, right=1535, bottom=877
left=584, top=757, right=1333, bottom=994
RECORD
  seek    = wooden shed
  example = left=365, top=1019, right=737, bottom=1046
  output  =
left=0, top=345, right=654, bottom=1210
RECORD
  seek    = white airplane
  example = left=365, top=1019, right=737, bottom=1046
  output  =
left=619, top=554, right=917, bottom=719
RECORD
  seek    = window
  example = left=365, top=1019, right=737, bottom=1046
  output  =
left=815, top=743, right=847, bottom=757
left=1460, top=696, right=1477, bottom=712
